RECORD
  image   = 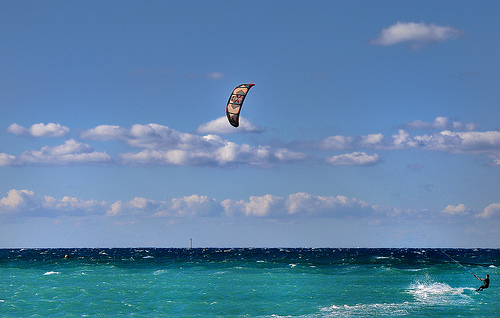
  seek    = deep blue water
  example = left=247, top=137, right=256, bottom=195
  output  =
left=1, top=248, right=498, bottom=317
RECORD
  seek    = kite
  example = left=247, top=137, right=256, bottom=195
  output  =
left=226, top=83, right=255, bottom=127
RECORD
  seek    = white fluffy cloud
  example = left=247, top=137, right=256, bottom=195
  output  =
left=80, top=123, right=304, bottom=167
left=390, top=129, right=500, bottom=154
left=370, top=21, right=464, bottom=48
left=7, top=123, right=70, bottom=137
left=79, top=125, right=128, bottom=141
left=106, top=195, right=222, bottom=218
left=3, top=123, right=303, bottom=167
left=80, top=124, right=201, bottom=149
left=196, top=117, right=263, bottom=134
left=400, top=117, right=477, bottom=131
left=0, top=189, right=106, bottom=217
left=476, top=203, right=500, bottom=219
left=490, top=154, right=500, bottom=166
left=0, top=140, right=112, bottom=167
left=442, top=204, right=471, bottom=216
left=4, top=117, right=499, bottom=167
left=222, top=193, right=375, bottom=218
left=7, top=140, right=113, bottom=166
left=222, top=195, right=287, bottom=218
left=6, top=123, right=28, bottom=136
left=326, top=152, right=380, bottom=166
left=2, top=189, right=498, bottom=223
left=0, top=153, right=17, bottom=166
left=317, top=135, right=354, bottom=151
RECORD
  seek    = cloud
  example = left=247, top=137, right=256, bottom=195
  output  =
left=118, top=142, right=306, bottom=167
left=196, top=117, right=264, bottom=135
left=476, top=203, right=500, bottom=219
left=369, top=21, right=465, bottom=48
left=7, top=123, right=70, bottom=137
left=222, top=195, right=287, bottom=218
left=0, top=190, right=381, bottom=220
left=106, top=195, right=222, bottom=218
left=359, top=134, right=385, bottom=147
left=400, top=117, right=477, bottom=131
left=4, top=123, right=304, bottom=167
left=299, top=124, right=500, bottom=165
left=79, top=125, right=128, bottom=141
left=286, top=193, right=372, bottom=217
left=6, top=119, right=500, bottom=167
left=442, top=204, right=471, bottom=216
left=0, top=189, right=106, bottom=217
left=3, top=189, right=498, bottom=225
left=438, top=131, right=500, bottom=153
left=81, top=124, right=210, bottom=150
left=316, top=135, right=354, bottom=151
left=0, top=153, right=17, bottom=167
left=389, top=129, right=500, bottom=154
left=205, top=72, right=225, bottom=80
left=0, top=189, right=41, bottom=213
left=299, top=133, right=384, bottom=152
left=0, top=140, right=112, bottom=166
left=490, top=154, right=500, bottom=166
left=222, top=193, right=378, bottom=218
left=325, top=152, right=380, bottom=166
left=80, top=123, right=303, bottom=167
left=6, top=123, right=28, bottom=136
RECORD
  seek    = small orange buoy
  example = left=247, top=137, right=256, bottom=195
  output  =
left=64, top=255, right=69, bottom=259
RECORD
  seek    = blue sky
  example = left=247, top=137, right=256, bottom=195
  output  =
left=1, top=1, right=499, bottom=248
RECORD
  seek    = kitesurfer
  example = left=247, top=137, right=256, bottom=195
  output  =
left=474, top=274, right=489, bottom=291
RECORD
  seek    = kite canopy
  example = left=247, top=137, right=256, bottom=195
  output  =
left=226, top=84, right=255, bottom=127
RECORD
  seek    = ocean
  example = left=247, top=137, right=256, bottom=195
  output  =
left=0, top=248, right=498, bottom=317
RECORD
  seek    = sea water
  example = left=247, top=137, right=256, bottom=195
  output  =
left=0, top=248, right=498, bottom=317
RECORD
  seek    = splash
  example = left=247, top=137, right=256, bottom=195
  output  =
left=408, top=275, right=473, bottom=305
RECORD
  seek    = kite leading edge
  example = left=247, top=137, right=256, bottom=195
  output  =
left=226, top=83, right=255, bottom=127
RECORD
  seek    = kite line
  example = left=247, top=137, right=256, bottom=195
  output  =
left=439, top=249, right=477, bottom=277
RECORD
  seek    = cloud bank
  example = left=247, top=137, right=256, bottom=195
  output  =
left=2, top=117, right=500, bottom=167
left=1, top=189, right=498, bottom=223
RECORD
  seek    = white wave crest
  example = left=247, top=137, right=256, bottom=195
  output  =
left=43, top=271, right=61, bottom=276
left=320, top=302, right=410, bottom=317
left=408, top=276, right=473, bottom=305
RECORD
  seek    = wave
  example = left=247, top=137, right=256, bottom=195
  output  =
left=43, top=271, right=61, bottom=276
left=320, top=302, right=411, bottom=317
left=407, top=275, right=473, bottom=305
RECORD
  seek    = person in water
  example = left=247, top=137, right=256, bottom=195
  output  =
left=474, top=274, right=489, bottom=291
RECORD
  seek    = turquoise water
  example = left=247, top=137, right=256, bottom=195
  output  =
left=1, top=248, right=498, bottom=317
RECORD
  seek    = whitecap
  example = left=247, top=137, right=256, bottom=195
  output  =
left=320, top=302, right=411, bottom=316
left=407, top=277, right=472, bottom=306
left=44, top=271, right=61, bottom=276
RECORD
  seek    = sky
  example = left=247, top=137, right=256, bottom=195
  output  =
left=1, top=1, right=499, bottom=248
